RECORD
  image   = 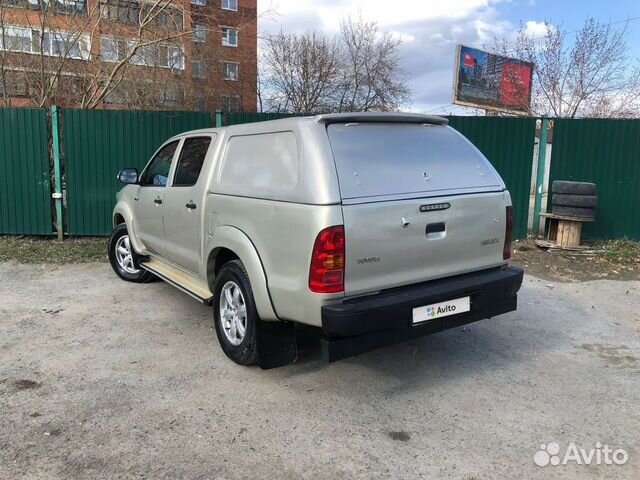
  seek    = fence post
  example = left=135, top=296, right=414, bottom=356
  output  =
left=215, top=110, right=222, bottom=128
left=50, top=105, right=64, bottom=241
left=532, top=117, right=549, bottom=236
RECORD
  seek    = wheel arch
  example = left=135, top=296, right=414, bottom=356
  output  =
left=205, top=226, right=279, bottom=321
left=112, top=202, right=145, bottom=255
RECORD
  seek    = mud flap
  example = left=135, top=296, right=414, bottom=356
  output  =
left=256, top=319, right=298, bottom=369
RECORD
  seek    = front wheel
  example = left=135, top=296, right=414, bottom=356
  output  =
left=213, top=260, right=258, bottom=365
left=107, top=224, right=154, bottom=283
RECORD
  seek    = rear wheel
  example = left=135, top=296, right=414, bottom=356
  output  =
left=213, top=260, right=258, bottom=365
left=107, top=224, right=154, bottom=283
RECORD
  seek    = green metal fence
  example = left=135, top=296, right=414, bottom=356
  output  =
left=63, top=109, right=213, bottom=236
left=549, top=118, right=640, bottom=240
left=448, top=116, right=537, bottom=239
left=0, top=108, right=51, bottom=235
left=4, top=107, right=638, bottom=242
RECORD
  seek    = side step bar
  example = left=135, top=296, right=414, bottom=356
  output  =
left=140, top=258, right=213, bottom=304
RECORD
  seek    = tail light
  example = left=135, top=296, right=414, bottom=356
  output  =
left=309, top=226, right=345, bottom=293
left=504, top=206, right=514, bottom=260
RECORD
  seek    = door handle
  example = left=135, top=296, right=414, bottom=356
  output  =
left=186, top=201, right=197, bottom=210
left=426, top=222, right=445, bottom=234
left=134, top=197, right=139, bottom=201
left=154, top=198, right=163, bottom=205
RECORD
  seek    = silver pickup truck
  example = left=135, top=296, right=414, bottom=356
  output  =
left=108, top=113, right=523, bottom=368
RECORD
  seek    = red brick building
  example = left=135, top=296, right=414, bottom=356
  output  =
left=0, top=0, right=257, bottom=111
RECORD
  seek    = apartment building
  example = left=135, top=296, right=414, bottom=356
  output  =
left=0, top=0, right=257, bottom=111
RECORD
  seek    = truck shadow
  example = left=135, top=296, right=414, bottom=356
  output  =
left=287, top=314, right=569, bottom=387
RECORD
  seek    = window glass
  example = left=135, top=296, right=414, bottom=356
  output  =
left=222, top=0, right=237, bottom=10
left=222, top=27, right=238, bottom=46
left=140, top=141, right=179, bottom=186
left=327, top=123, right=502, bottom=200
left=193, top=23, right=206, bottom=43
left=173, top=137, right=212, bottom=186
left=222, top=61, right=238, bottom=80
left=219, top=132, right=299, bottom=194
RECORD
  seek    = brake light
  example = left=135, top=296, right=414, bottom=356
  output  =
left=309, top=226, right=345, bottom=293
left=504, top=206, right=514, bottom=260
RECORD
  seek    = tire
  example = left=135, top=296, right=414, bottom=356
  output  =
left=551, top=205, right=596, bottom=219
left=552, top=194, right=598, bottom=208
left=213, top=260, right=258, bottom=366
left=552, top=181, right=597, bottom=196
left=107, top=224, right=154, bottom=283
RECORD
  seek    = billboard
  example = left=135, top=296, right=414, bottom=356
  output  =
left=453, top=45, right=534, bottom=114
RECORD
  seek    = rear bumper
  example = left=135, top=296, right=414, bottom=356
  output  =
left=320, top=266, right=524, bottom=361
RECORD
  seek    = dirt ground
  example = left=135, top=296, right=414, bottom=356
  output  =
left=511, top=239, right=640, bottom=282
left=1, top=261, right=639, bottom=479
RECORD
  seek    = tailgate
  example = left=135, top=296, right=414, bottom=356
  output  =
left=342, top=191, right=510, bottom=295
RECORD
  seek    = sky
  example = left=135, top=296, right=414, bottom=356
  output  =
left=258, top=0, right=640, bottom=114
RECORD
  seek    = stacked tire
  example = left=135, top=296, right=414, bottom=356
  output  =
left=551, top=181, right=597, bottom=220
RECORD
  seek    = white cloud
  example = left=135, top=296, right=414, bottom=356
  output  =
left=258, top=0, right=537, bottom=112
left=524, top=20, right=548, bottom=37
left=261, top=0, right=504, bottom=31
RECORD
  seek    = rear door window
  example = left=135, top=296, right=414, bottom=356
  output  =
left=327, top=123, right=502, bottom=200
left=140, top=141, right=179, bottom=187
left=173, top=136, right=213, bottom=187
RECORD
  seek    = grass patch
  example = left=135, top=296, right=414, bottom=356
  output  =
left=0, top=236, right=107, bottom=264
left=597, top=239, right=640, bottom=269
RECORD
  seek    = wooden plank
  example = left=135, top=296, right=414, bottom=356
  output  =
left=555, top=219, right=582, bottom=247
left=539, top=212, right=595, bottom=222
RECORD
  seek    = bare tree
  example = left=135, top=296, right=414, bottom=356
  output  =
left=336, top=16, right=409, bottom=112
left=262, top=30, right=341, bottom=113
left=261, top=16, right=411, bottom=113
left=496, top=17, right=640, bottom=118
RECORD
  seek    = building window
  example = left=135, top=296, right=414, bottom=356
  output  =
left=192, top=60, right=206, bottom=79
left=221, top=94, right=241, bottom=112
left=192, top=23, right=206, bottom=43
left=100, top=0, right=140, bottom=25
left=191, top=0, right=206, bottom=4
left=194, top=96, right=207, bottom=111
left=222, top=62, right=238, bottom=81
left=4, top=0, right=87, bottom=15
left=221, top=27, right=238, bottom=47
left=221, top=0, right=237, bottom=11
left=42, top=31, right=90, bottom=59
left=160, top=85, right=185, bottom=108
left=100, top=37, right=127, bottom=62
left=102, top=38, right=184, bottom=69
left=0, top=25, right=90, bottom=60
left=0, top=71, right=28, bottom=97
left=100, top=1, right=183, bottom=30
left=0, top=26, right=39, bottom=54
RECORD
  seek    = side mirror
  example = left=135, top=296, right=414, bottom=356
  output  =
left=118, top=168, right=139, bottom=185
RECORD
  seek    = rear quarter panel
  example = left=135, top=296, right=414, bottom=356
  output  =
left=206, top=194, right=344, bottom=326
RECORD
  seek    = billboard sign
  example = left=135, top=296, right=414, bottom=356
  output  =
left=453, top=45, right=534, bottom=113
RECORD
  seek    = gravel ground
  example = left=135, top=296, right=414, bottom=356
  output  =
left=1, top=262, right=639, bottom=480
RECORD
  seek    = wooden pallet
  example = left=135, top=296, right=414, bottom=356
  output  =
left=535, top=239, right=604, bottom=254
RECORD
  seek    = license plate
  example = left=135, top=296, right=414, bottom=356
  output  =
left=412, top=296, right=471, bottom=325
